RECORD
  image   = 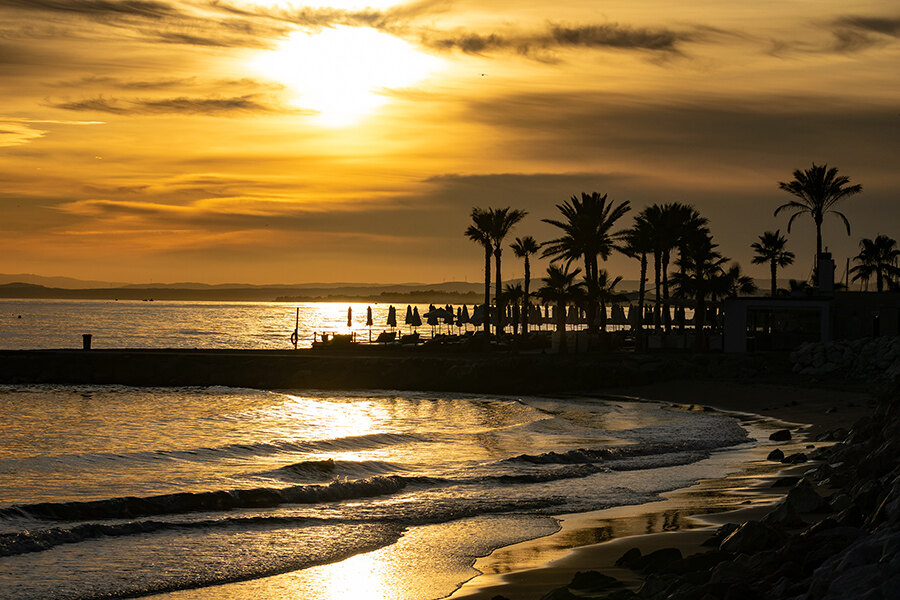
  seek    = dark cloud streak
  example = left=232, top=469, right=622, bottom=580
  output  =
left=50, top=94, right=294, bottom=115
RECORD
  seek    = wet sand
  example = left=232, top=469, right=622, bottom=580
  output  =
left=448, top=380, right=873, bottom=599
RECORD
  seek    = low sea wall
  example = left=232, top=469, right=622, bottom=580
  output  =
left=0, top=349, right=792, bottom=393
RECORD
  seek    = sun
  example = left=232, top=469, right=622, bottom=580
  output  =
left=253, top=26, right=443, bottom=127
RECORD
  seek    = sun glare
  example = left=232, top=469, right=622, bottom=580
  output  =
left=253, top=26, right=443, bottom=127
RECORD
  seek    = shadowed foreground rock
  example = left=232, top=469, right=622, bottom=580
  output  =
left=536, top=384, right=900, bottom=600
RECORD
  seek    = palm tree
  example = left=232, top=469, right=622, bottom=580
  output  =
left=751, top=230, right=795, bottom=297
left=542, top=192, right=630, bottom=334
left=776, top=163, right=862, bottom=280
left=487, top=207, right=527, bottom=336
left=672, top=232, right=727, bottom=349
left=537, top=265, right=584, bottom=354
left=465, top=208, right=493, bottom=335
left=850, top=235, right=900, bottom=292
left=722, top=263, right=758, bottom=298
left=503, top=283, right=525, bottom=335
left=638, top=203, right=708, bottom=332
left=620, top=217, right=653, bottom=333
left=594, top=269, right=626, bottom=331
left=510, top=236, right=540, bottom=335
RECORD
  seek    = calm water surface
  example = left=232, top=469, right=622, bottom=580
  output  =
left=0, top=300, right=447, bottom=350
left=0, top=385, right=763, bottom=600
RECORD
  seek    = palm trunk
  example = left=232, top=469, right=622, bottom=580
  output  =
left=557, top=300, right=567, bottom=353
left=770, top=259, right=777, bottom=297
left=814, top=218, right=823, bottom=286
left=662, top=250, right=671, bottom=333
left=522, top=257, right=530, bottom=335
left=483, top=245, right=491, bottom=335
left=584, top=253, right=597, bottom=334
left=877, top=268, right=883, bottom=293
left=694, top=292, right=706, bottom=350
left=653, top=251, right=661, bottom=330
left=638, top=252, right=647, bottom=331
left=494, top=249, right=504, bottom=336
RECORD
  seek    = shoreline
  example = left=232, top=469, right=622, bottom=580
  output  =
left=446, top=381, right=874, bottom=600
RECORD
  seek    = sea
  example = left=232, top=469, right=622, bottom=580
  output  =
left=1, top=300, right=765, bottom=600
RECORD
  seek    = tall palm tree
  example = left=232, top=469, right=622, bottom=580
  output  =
left=776, top=163, right=862, bottom=279
left=510, top=235, right=540, bottom=335
left=487, top=207, right=527, bottom=336
left=638, top=203, right=708, bottom=332
left=850, top=235, right=900, bottom=292
left=751, top=230, right=795, bottom=297
left=537, top=265, right=584, bottom=354
left=620, top=216, right=653, bottom=332
left=465, top=207, right=493, bottom=335
left=542, top=192, right=630, bottom=334
left=672, top=232, right=727, bottom=349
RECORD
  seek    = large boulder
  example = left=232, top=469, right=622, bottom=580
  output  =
left=719, top=521, right=787, bottom=554
left=769, top=429, right=792, bottom=441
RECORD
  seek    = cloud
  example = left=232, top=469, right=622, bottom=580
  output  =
left=420, top=21, right=693, bottom=61
left=828, top=15, right=900, bottom=53
left=50, top=94, right=296, bottom=115
left=0, top=0, right=176, bottom=20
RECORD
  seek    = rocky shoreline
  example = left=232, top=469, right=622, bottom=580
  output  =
left=527, top=384, right=900, bottom=600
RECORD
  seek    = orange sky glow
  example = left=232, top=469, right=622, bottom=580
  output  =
left=1, top=0, right=898, bottom=285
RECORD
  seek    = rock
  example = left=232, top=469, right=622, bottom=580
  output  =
left=568, top=570, right=622, bottom=591
left=767, top=448, right=785, bottom=461
left=782, top=452, right=808, bottom=464
left=615, top=547, right=642, bottom=568
left=830, top=493, right=852, bottom=512
left=782, top=478, right=828, bottom=513
left=539, top=587, right=579, bottom=600
left=771, top=475, right=800, bottom=488
left=639, top=547, right=684, bottom=573
left=719, top=521, right=787, bottom=554
left=703, top=523, right=738, bottom=547
left=763, top=499, right=806, bottom=527
left=770, top=429, right=792, bottom=441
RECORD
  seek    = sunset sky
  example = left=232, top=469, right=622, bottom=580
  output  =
left=2, top=0, right=898, bottom=285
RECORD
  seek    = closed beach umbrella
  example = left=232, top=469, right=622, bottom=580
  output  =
left=405, top=305, right=413, bottom=327
left=461, top=305, right=470, bottom=324
left=366, top=306, right=373, bottom=327
left=347, top=306, right=352, bottom=327
left=387, top=305, right=397, bottom=329
left=412, top=306, right=422, bottom=328
left=444, top=305, right=454, bottom=327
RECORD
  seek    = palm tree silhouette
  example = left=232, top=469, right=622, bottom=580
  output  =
left=593, top=268, right=626, bottom=331
left=751, top=230, right=795, bottom=297
left=721, top=263, right=758, bottom=298
left=487, top=207, right=527, bottom=337
left=639, top=203, right=708, bottom=332
left=510, top=235, right=540, bottom=335
left=503, top=283, right=525, bottom=335
left=465, top=207, right=493, bottom=335
left=850, top=235, right=900, bottom=292
left=537, top=264, right=584, bottom=354
left=776, top=163, right=862, bottom=280
left=542, top=192, right=630, bottom=334
left=672, top=232, right=727, bottom=349
left=620, top=216, right=653, bottom=334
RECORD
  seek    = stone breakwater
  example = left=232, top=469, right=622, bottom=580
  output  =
left=791, top=336, right=900, bottom=381
left=0, top=349, right=792, bottom=393
left=531, top=386, right=900, bottom=600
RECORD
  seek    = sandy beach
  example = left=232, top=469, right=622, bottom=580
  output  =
left=447, top=379, right=874, bottom=600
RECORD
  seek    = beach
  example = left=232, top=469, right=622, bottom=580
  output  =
left=449, top=379, right=875, bottom=599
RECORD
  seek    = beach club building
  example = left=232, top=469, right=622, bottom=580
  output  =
left=723, top=255, right=900, bottom=353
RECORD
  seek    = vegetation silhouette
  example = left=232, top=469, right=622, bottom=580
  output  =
left=672, top=232, right=727, bottom=349
left=751, top=230, right=795, bottom=297
left=488, top=207, right=527, bottom=336
left=850, top=234, right=900, bottom=292
left=465, top=207, right=494, bottom=335
left=537, top=264, right=584, bottom=354
left=776, top=163, right=862, bottom=281
left=542, top=192, right=630, bottom=335
left=510, top=235, right=540, bottom=335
